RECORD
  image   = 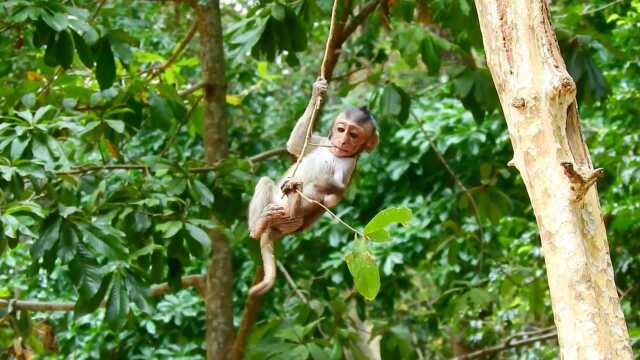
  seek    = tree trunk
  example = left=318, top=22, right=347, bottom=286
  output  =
left=473, top=1, right=632, bottom=358
left=196, top=1, right=233, bottom=359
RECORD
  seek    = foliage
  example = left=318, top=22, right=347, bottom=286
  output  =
left=0, top=0, right=638, bottom=359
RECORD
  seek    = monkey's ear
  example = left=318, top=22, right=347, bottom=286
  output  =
left=363, top=131, right=379, bottom=153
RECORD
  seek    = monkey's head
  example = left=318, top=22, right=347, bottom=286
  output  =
left=329, top=106, right=379, bottom=158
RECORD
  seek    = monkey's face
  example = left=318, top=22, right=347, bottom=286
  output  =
left=329, top=116, right=372, bottom=157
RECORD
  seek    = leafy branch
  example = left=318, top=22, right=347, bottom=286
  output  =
left=0, top=274, right=204, bottom=312
left=54, top=147, right=289, bottom=176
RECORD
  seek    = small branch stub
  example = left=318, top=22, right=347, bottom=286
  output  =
left=561, top=162, right=604, bottom=202
left=511, top=97, right=526, bottom=111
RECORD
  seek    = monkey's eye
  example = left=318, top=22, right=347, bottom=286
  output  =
left=349, top=132, right=358, bottom=139
left=337, top=127, right=345, bottom=133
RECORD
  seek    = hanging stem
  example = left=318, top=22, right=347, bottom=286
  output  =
left=290, top=0, right=342, bottom=178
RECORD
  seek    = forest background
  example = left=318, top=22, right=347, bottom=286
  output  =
left=0, top=0, right=638, bottom=359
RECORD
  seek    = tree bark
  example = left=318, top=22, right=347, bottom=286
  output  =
left=196, top=1, right=233, bottom=359
left=473, top=1, right=632, bottom=358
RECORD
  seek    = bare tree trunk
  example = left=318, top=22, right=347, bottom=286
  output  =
left=196, top=1, right=233, bottom=359
left=472, top=1, right=632, bottom=358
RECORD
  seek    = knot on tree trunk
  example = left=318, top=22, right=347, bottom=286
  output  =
left=548, top=76, right=577, bottom=103
left=561, top=162, right=604, bottom=202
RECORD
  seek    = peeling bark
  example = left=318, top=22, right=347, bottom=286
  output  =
left=196, top=1, right=233, bottom=359
left=473, top=0, right=632, bottom=358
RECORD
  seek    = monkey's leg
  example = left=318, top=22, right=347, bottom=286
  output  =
left=249, top=229, right=281, bottom=296
left=248, top=177, right=279, bottom=239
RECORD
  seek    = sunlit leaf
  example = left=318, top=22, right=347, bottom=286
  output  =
left=345, top=238, right=380, bottom=300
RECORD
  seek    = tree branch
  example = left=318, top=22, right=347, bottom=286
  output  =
left=453, top=331, right=558, bottom=360
left=581, top=0, right=626, bottom=15
left=144, top=21, right=199, bottom=80
left=247, top=147, right=289, bottom=163
left=91, top=0, right=109, bottom=21
left=276, top=260, right=309, bottom=305
left=0, top=275, right=205, bottom=312
left=55, top=147, right=289, bottom=176
left=179, top=81, right=207, bottom=97
left=342, top=0, right=381, bottom=41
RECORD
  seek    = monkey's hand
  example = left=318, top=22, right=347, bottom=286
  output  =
left=312, top=77, right=328, bottom=99
left=280, top=178, right=303, bottom=195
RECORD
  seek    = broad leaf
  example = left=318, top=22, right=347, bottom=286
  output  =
left=185, top=223, right=210, bottom=247
left=345, top=238, right=380, bottom=300
left=105, top=272, right=129, bottom=329
left=95, top=37, right=116, bottom=90
left=363, top=207, right=412, bottom=241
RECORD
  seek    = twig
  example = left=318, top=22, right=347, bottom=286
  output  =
left=276, top=260, right=309, bottom=305
left=55, top=147, right=289, bottom=176
left=342, top=0, right=381, bottom=41
left=0, top=274, right=205, bottom=312
left=411, top=111, right=484, bottom=237
left=91, top=0, right=109, bottom=21
left=581, top=0, right=626, bottom=15
left=144, top=21, right=198, bottom=80
left=248, top=147, right=289, bottom=163
left=452, top=331, right=558, bottom=360
left=332, top=67, right=365, bottom=81
left=621, top=284, right=637, bottom=299
left=179, top=81, right=207, bottom=97
left=56, top=164, right=150, bottom=175
left=295, top=189, right=363, bottom=238
left=159, top=94, right=204, bottom=156
left=36, top=68, right=64, bottom=98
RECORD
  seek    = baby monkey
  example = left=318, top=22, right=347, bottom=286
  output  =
left=247, top=78, right=379, bottom=296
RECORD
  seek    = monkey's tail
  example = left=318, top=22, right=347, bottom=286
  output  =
left=248, top=233, right=276, bottom=296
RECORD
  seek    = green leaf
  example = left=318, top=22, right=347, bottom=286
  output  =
left=271, top=3, right=286, bottom=21
left=105, top=272, right=128, bottom=329
left=33, top=20, right=52, bottom=47
left=156, top=221, right=183, bottom=238
left=32, top=217, right=61, bottom=260
left=78, top=224, right=128, bottom=260
left=192, top=179, right=214, bottom=205
left=56, top=30, right=74, bottom=69
left=381, top=85, right=402, bottom=117
left=345, top=238, right=380, bottom=300
left=130, top=244, right=163, bottom=261
left=1, top=214, right=19, bottom=238
left=420, top=36, right=441, bottom=75
left=185, top=223, right=210, bottom=247
left=365, top=228, right=390, bottom=243
left=105, top=119, right=125, bottom=134
left=148, top=93, right=173, bottom=130
left=0, top=237, right=7, bottom=256
left=10, top=136, right=30, bottom=160
left=307, top=343, right=330, bottom=360
left=95, top=37, right=116, bottom=90
left=288, top=9, right=307, bottom=52
left=75, top=272, right=112, bottom=316
left=40, top=11, right=68, bottom=32
left=363, top=207, right=412, bottom=240
left=44, top=32, right=58, bottom=67
left=72, top=29, right=94, bottom=68
left=58, top=223, right=78, bottom=263
left=468, top=288, right=492, bottom=308
left=276, top=325, right=305, bottom=343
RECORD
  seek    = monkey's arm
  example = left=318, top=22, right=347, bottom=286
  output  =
left=286, top=79, right=328, bottom=157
